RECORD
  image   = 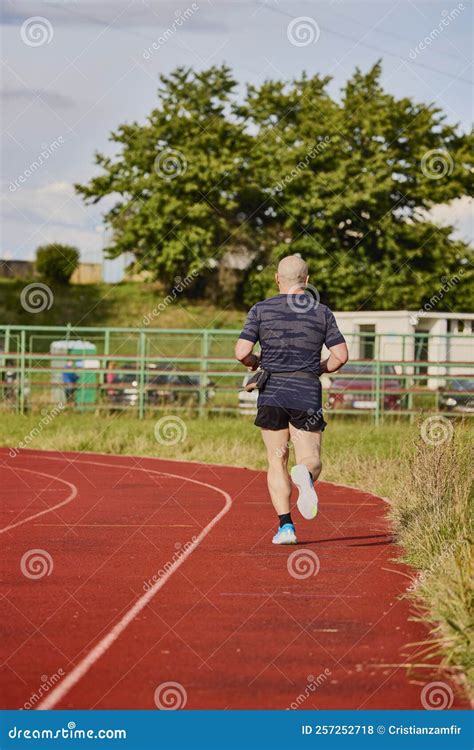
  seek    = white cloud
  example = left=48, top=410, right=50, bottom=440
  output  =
left=4, top=181, right=88, bottom=226
left=2, top=220, right=102, bottom=261
left=1, top=181, right=103, bottom=261
left=429, top=196, right=473, bottom=244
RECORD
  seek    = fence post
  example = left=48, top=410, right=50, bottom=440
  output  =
left=4, top=326, right=10, bottom=359
left=138, top=331, right=146, bottom=419
left=103, top=329, right=110, bottom=405
left=374, top=335, right=381, bottom=426
left=1, top=326, right=10, bottom=407
left=19, top=329, right=26, bottom=415
left=199, top=330, right=209, bottom=417
left=104, top=329, right=110, bottom=359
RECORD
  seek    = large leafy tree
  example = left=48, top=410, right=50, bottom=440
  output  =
left=239, top=63, right=472, bottom=309
left=76, top=66, right=266, bottom=289
left=76, top=67, right=262, bottom=284
left=77, top=63, right=472, bottom=310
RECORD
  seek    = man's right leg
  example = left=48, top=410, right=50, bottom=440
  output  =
left=289, top=427, right=322, bottom=520
left=289, top=427, right=322, bottom=481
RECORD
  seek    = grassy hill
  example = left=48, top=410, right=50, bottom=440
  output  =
left=0, top=279, right=244, bottom=330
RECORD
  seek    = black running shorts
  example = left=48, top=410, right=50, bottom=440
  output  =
left=254, top=406, right=326, bottom=432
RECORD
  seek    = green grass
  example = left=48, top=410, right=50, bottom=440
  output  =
left=1, top=411, right=472, bottom=698
left=0, top=279, right=244, bottom=330
left=1, top=412, right=409, bottom=490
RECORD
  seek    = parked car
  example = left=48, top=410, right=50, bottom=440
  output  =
left=171, top=371, right=216, bottom=403
left=438, top=378, right=474, bottom=413
left=327, top=363, right=403, bottom=411
left=105, top=362, right=214, bottom=407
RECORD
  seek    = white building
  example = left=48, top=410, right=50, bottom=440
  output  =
left=330, top=310, right=474, bottom=388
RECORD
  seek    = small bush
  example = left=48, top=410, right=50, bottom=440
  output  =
left=35, top=244, right=79, bottom=284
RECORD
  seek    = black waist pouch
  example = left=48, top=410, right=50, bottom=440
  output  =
left=244, top=369, right=270, bottom=393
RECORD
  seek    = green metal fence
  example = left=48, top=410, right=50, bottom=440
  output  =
left=1, top=325, right=473, bottom=422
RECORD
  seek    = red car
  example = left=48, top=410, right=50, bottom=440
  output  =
left=327, top=363, right=403, bottom=412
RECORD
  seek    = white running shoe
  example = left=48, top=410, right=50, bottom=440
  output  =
left=272, top=523, right=297, bottom=544
left=291, top=464, right=319, bottom=520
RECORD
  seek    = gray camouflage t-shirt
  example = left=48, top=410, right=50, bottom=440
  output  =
left=239, top=293, right=345, bottom=410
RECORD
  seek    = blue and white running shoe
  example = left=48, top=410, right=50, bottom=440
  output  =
left=291, top=464, right=319, bottom=520
left=272, top=523, right=297, bottom=545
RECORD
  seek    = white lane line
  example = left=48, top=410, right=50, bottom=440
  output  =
left=36, top=458, right=232, bottom=710
left=0, top=467, right=78, bottom=534
left=3, top=489, right=67, bottom=493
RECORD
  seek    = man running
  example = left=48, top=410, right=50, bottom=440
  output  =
left=235, top=255, right=348, bottom=545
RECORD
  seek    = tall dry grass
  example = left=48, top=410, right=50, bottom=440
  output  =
left=387, top=421, right=473, bottom=697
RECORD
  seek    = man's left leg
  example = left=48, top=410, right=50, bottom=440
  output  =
left=289, top=427, right=322, bottom=520
left=260, top=428, right=297, bottom=544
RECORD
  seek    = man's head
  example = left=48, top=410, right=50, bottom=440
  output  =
left=275, top=255, right=309, bottom=293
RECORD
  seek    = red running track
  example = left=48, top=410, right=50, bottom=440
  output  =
left=0, top=448, right=466, bottom=710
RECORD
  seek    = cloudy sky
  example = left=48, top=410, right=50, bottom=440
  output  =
left=1, top=0, right=472, bottom=271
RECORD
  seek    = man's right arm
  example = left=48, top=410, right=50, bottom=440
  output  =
left=321, top=308, right=348, bottom=373
left=235, top=305, right=260, bottom=370
left=235, top=339, right=260, bottom=370
left=320, top=342, right=349, bottom=374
